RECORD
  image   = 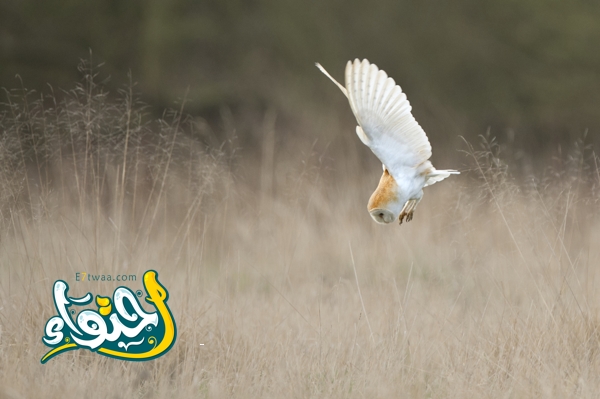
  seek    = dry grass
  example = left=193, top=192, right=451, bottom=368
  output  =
left=1, top=71, right=600, bottom=399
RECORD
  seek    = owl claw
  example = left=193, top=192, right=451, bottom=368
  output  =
left=399, top=211, right=414, bottom=225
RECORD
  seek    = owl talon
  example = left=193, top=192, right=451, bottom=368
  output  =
left=399, top=211, right=414, bottom=225
left=399, top=213, right=406, bottom=225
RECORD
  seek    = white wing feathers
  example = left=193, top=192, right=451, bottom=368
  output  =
left=344, top=59, right=432, bottom=173
left=316, top=62, right=369, bottom=146
left=317, top=59, right=459, bottom=187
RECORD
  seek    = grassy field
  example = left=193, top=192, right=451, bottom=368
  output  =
left=1, top=77, right=600, bottom=398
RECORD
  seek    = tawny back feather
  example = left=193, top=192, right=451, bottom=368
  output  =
left=367, top=169, right=398, bottom=212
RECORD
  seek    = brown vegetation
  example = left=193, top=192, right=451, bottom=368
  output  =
left=1, top=71, right=600, bottom=398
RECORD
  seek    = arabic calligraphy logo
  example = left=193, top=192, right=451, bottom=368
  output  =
left=41, top=270, right=177, bottom=363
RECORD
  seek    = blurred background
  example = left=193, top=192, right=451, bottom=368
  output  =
left=3, top=3, right=600, bottom=397
left=2, top=0, right=600, bottom=164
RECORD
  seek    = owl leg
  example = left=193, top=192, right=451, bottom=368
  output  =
left=399, top=200, right=415, bottom=224
left=399, top=197, right=422, bottom=224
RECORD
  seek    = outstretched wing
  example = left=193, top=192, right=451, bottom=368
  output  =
left=317, top=59, right=432, bottom=176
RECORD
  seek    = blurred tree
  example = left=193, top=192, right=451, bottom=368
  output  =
left=1, top=0, right=599, bottom=156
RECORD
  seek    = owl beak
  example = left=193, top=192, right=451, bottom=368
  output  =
left=369, top=208, right=396, bottom=224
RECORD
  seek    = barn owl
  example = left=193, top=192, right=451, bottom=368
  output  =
left=316, top=59, right=459, bottom=225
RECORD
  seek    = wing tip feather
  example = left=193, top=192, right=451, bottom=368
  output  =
left=316, top=61, right=348, bottom=97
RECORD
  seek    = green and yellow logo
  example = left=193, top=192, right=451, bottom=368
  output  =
left=41, top=270, right=176, bottom=363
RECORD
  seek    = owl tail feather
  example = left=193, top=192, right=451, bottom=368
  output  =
left=424, top=169, right=460, bottom=187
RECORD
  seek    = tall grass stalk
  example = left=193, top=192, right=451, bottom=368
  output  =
left=1, top=70, right=600, bottom=398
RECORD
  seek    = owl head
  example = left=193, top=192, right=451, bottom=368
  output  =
left=367, top=168, right=405, bottom=224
